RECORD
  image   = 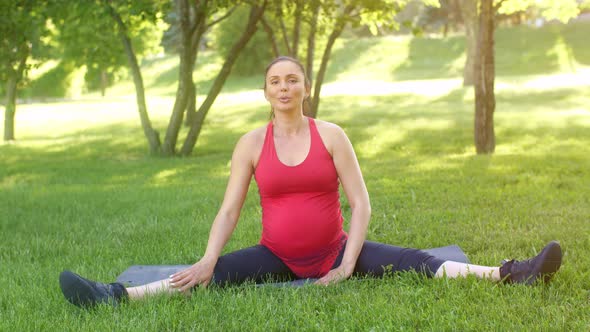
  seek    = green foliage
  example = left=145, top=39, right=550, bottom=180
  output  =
left=51, top=0, right=168, bottom=94
left=24, top=61, right=85, bottom=99
left=160, top=4, right=182, bottom=54
left=498, top=0, right=581, bottom=23
left=0, top=0, right=52, bottom=82
left=314, top=0, right=413, bottom=35
left=56, top=4, right=126, bottom=69
left=212, top=5, right=273, bottom=76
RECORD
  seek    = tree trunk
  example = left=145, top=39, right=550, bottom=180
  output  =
left=276, top=3, right=292, bottom=56
left=184, top=79, right=197, bottom=126
left=162, top=0, right=193, bottom=156
left=460, top=0, right=478, bottom=86
left=291, top=0, right=303, bottom=58
left=473, top=0, right=495, bottom=154
left=180, top=2, right=267, bottom=156
left=3, top=44, right=28, bottom=142
left=100, top=70, right=108, bottom=97
left=107, top=3, right=161, bottom=154
left=308, top=6, right=352, bottom=118
left=4, top=75, right=18, bottom=141
left=184, top=2, right=208, bottom=128
left=306, top=2, right=320, bottom=84
left=184, top=27, right=206, bottom=128
left=261, top=15, right=280, bottom=57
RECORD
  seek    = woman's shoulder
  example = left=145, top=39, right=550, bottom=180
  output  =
left=233, top=124, right=268, bottom=165
left=313, top=118, right=340, bottom=130
left=312, top=118, right=349, bottom=154
left=239, top=124, right=268, bottom=146
left=313, top=118, right=348, bottom=139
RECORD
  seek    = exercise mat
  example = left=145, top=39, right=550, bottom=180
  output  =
left=117, top=245, right=470, bottom=287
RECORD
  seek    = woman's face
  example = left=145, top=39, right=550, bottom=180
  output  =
left=264, top=60, right=310, bottom=114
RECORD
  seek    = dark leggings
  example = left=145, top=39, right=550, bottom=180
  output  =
left=211, top=241, right=446, bottom=286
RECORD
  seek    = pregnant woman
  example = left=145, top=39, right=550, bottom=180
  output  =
left=59, top=56, right=562, bottom=308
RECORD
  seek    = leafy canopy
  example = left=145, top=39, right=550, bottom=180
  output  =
left=498, top=0, right=581, bottom=22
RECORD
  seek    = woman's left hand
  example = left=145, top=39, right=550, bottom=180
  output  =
left=315, top=264, right=354, bottom=286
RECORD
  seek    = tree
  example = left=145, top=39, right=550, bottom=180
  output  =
left=473, top=0, right=495, bottom=154
left=469, top=0, right=581, bottom=154
left=0, top=1, right=49, bottom=141
left=161, top=0, right=211, bottom=156
left=306, top=1, right=355, bottom=118
left=55, top=0, right=266, bottom=156
left=103, top=0, right=167, bottom=155
left=305, top=1, right=320, bottom=83
left=160, top=0, right=267, bottom=156
left=50, top=0, right=167, bottom=153
left=180, top=1, right=267, bottom=156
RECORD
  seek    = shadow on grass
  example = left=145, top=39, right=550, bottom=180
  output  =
left=388, top=21, right=590, bottom=81
left=392, top=35, right=465, bottom=80
left=324, top=38, right=386, bottom=82
left=561, top=20, right=590, bottom=66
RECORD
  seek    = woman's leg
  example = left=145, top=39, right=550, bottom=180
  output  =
left=333, top=241, right=446, bottom=278
left=209, top=244, right=296, bottom=286
left=126, top=245, right=295, bottom=300
left=60, top=245, right=295, bottom=307
left=342, top=240, right=561, bottom=284
left=126, top=278, right=175, bottom=300
left=434, top=261, right=500, bottom=280
left=436, top=241, right=562, bottom=284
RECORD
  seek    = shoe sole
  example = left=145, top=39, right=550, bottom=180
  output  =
left=528, top=241, right=562, bottom=285
left=59, top=270, right=101, bottom=308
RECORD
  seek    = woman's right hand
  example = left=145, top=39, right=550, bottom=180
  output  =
left=169, top=257, right=216, bottom=293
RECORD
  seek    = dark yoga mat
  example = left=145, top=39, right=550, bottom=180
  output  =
left=116, top=245, right=470, bottom=287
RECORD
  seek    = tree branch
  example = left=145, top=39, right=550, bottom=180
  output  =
left=493, top=0, right=506, bottom=12
left=261, top=14, right=280, bottom=57
left=206, top=5, right=237, bottom=29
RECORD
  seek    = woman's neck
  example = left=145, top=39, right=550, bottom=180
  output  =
left=272, top=111, right=307, bottom=136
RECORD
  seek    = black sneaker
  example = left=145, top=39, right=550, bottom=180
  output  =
left=499, top=241, right=562, bottom=285
left=59, top=270, right=128, bottom=308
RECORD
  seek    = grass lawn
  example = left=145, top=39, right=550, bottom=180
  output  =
left=1, top=22, right=590, bottom=330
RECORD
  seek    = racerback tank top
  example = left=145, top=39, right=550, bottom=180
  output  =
left=254, top=117, right=347, bottom=278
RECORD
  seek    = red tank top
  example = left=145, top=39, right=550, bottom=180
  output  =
left=254, top=117, right=347, bottom=278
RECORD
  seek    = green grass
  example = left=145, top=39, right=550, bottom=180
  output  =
left=2, top=21, right=590, bottom=330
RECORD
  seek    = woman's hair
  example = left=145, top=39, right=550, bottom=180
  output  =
left=264, top=56, right=311, bottom=116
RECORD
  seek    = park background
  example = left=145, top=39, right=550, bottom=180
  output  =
left=1, top=0, right=590, bottom=330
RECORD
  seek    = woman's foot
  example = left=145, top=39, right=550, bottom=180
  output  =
left=59, top=270, right=128, bottom=308
left=500, top=241, right=562, bottom=285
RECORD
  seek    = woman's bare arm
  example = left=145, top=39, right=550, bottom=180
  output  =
left=170, top=132, right=259, bottom=292
left=316, top=124, right=371, bottom=285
